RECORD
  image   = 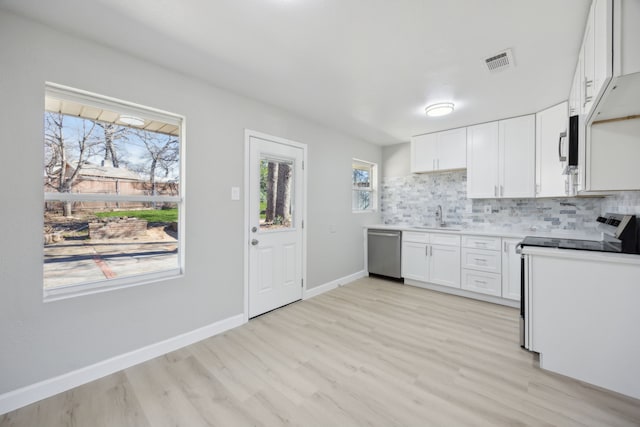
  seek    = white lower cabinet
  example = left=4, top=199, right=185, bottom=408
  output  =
left=399, top=230, right=520, bottom=304
left=461, top=235, right=502, bottom=297
left=430, top=244, right=461, bottom=288
left=401, top=232, right=460, bottom=288
left=501, top=238, right=522, bottom=301
left=401, top=241, right=429, bottom=282
left=461, top=269, right=501, bottom=297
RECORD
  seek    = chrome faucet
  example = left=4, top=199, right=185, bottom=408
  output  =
left=435, top=205, right=443, bottom=226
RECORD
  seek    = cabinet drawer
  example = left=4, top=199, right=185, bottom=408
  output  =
left=461, top=248, right=501, bottom=273
left=430, top=233, right=460, bottom=247
left=461, top=269, right=501, bottom=297
left=403, top=231, right=429, bottom=244
left=462, top=235, right=501, bottom=250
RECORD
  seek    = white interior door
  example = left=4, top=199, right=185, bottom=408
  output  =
left=248, top=136, right=304, bottom=318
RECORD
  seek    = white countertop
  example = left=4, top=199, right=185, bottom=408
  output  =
left=364, top=224, right=603, bottom=240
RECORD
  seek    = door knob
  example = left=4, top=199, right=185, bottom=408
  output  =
left=251, top=226, right=257, bottom=233
left=251, top=239, right=259, bottom=246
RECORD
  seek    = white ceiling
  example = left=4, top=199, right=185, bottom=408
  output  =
left=1, top=0, right=590, bottom=145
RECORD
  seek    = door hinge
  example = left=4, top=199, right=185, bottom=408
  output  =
left=302, top=220, right=304, bottom=229
left=301, top=278, right=304, bottom=288
left=302, top=160, right=305, bottom=170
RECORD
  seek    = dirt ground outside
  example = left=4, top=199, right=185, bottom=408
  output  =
left=44, top=213, right=178, bottom=289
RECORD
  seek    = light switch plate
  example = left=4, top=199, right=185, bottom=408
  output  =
left=231, top=187, right=240, bottom=200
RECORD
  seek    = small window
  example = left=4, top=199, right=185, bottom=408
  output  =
left=352, top=159, right=377, bottom=212
left=43, top=83, right=183, bottom=300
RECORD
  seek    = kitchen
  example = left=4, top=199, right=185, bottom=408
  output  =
left=1, top=0, right=640, bottom=424
left=366, top=0, right=640, bottom=404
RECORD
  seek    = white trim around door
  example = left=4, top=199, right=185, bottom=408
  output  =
left=243, top=130, right=308, bottom=322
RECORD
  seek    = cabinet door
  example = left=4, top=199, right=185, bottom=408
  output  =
left=536, top=102, right=569, bottom=198
left=437, top=128, right=467, bottom=171
left=411, top=134, right=438, bottom=173
left=568, top=61, right=581, bottom=116
left=499, top=115, right=535, bottom=198
left=501, top=238, right=521, bottom=301
left=401, top=242, right=428, bottom=281
left=582, top=2, right=595, bottom=115
left=592, top=0, right=612, bottom=110
left=429, top=244, right=460, bottom=288
left=466, top=122, right=499, bottom=198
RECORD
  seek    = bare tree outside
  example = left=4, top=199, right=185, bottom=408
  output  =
left=96, top=122, right=129, bottom=168
left=44, top=111, right=99, bottom=216
left=130, top=129, right=179, bottom=198
left=260, top=159, right=293, bottom=229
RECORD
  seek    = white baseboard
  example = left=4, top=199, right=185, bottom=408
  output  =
left=304, top=270, right=366, bottom=299
left=0, top=313, right=245, bottom=415
left=404, top=279, right=520, bottom=308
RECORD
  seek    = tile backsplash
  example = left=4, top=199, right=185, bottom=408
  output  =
left=381, top=170, right=640, bottom=232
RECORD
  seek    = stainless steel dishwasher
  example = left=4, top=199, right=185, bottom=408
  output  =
left=367, top=229, right=402, bottom=279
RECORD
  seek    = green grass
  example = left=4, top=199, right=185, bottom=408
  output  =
left=95, top=208, right=178, bottom=223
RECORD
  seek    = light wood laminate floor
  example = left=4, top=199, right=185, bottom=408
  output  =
left=2, top=277, right=640, bottom=426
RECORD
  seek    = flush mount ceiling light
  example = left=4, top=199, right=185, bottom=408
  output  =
left=425, top=102, right=455, bottom=117
left=119, top=114, right=145, bottom=126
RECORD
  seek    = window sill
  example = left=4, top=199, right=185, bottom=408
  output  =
left=43, top=268, right=182, bottom=302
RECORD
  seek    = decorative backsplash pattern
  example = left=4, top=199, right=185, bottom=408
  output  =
left=381, top=171, right=640, bottom=232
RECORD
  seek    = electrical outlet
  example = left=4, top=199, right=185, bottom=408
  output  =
left=483, top=205, right=491, bottom=214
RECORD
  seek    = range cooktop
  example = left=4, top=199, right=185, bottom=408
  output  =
left=520, top=236, right=622, bottom=253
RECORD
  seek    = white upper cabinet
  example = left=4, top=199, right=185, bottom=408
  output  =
left=466, top=122, right=500, bottom=198
left=411, top=133, right=438, bottom=172
left=578, top=0, right=613, bottom=120
left=500, top=115, right=536, bottom=198
left=436, top=128, right=467, bottom=171
left=569, top=54, right=583, bottom=116
left=536, top=102, right=569, bottom=198
left=411, top=128, right=466, bottom=173
left=467, top=115, right=535, bottom=199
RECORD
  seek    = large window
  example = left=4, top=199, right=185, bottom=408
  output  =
left=43, top=83, right=183, bottom=300
left=352, top=159, right=377, bottom=212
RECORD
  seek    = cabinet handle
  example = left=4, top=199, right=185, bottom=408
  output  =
left=500, top=185, right=504, bottom=197
left=433, top=159, right=435, bottom=170
left=437, top=159, right=440, bottom=170
left=425, top=246, right=428, bottom=256
left=430, top=246, right=433, bottom=256
left=494, top=185, right=498, bottom=197
left=475, top=280, right=488, bottom=286
left=504, top=241, right=507, bottom=253
left=473, top=258, right=487, bottom=264
left=558, top=132, right=567, bottom=162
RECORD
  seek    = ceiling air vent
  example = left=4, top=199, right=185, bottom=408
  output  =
left=484, top=49, right=514, bottom=73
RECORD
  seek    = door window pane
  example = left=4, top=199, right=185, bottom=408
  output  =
left=260, top=158, right=294, bottom=230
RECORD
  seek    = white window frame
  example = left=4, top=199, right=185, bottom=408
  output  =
left=352, top=158, right=378, bottom=213
left=42, top=82, right=186, bottom=301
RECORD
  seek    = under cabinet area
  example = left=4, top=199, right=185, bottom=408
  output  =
left=410, top=128, right=466, bottom=173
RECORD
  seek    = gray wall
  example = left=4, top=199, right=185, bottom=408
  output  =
left=381, top=143, right=411, bottom=178
left=0, top=11, right=380, bottom=394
